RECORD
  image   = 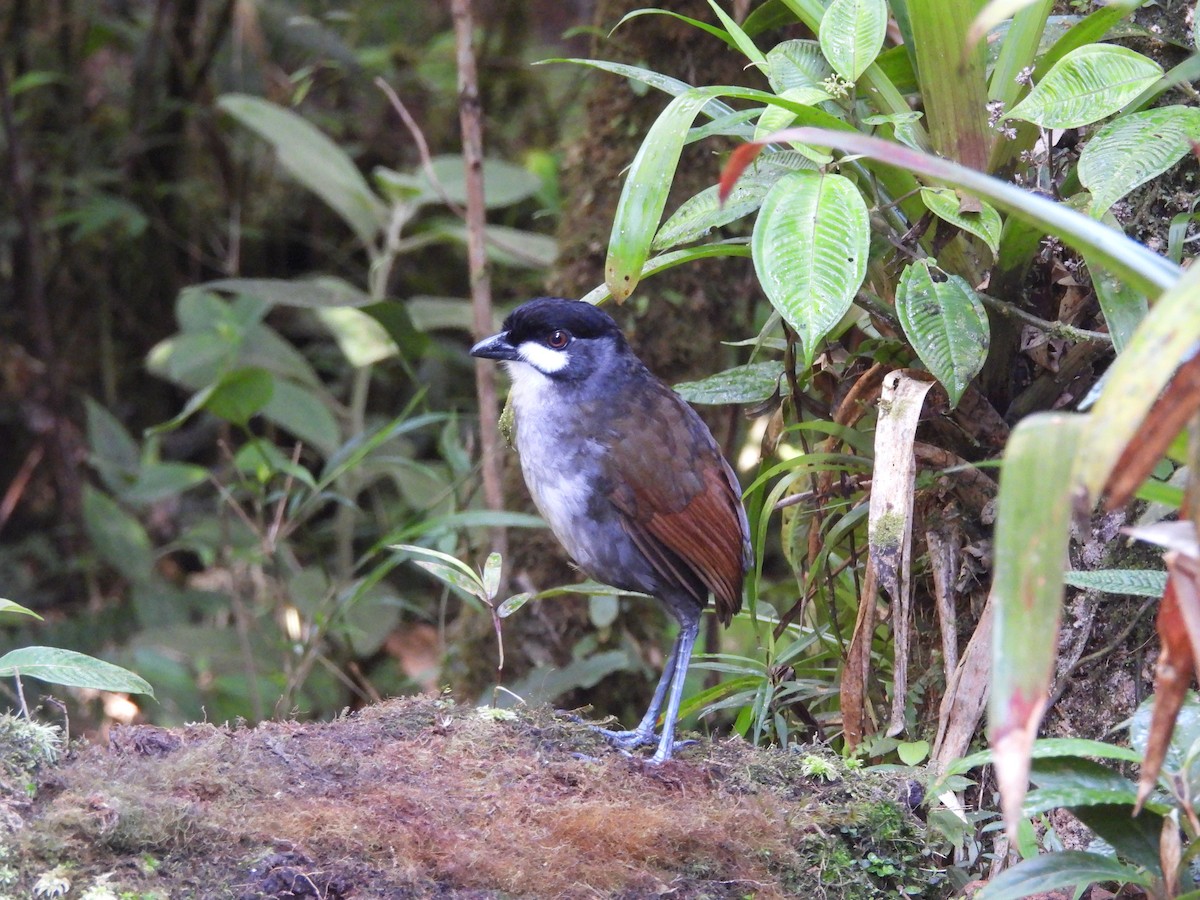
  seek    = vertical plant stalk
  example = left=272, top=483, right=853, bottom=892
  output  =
left=0, top=61, right=82, bottom=529
left=453, top=0, right=508, bottom=576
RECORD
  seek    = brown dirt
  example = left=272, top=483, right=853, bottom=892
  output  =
left=2, top=696, right=952, bottom=898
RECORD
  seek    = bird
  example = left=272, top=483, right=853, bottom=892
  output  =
left=470, top=297, right=751, bottom=763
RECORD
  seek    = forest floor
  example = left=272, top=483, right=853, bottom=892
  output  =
left=0, top=695, right=958, bottom=899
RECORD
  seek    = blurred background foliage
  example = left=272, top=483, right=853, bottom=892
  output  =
left=0, top=0, right=597, bottom=727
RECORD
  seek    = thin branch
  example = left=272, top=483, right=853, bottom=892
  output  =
left=452, top=0, right=508, bottom=586
left=978, top=291, right=1113, bottom=345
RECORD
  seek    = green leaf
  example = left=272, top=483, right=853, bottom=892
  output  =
left=655, top=172, right=783, bottom=251
left=203, top=276, right=372, bottom=309
left=262, top=380, right=341, bottom=458
left=419, top=155, right=541, bottom=209
left=360, top=300, right=430, bottom=361
left=1079, top=106, right=1200, bottom=217
left=218, top=94, right=386, bottom=247
left=85, top=397, right=140, bottom=490
left=412, top=560, right=485, bottom=601
left=1130, top=691, right=1200, bottom=771
left=1063, top=568, right=1166, bottom=596
left=895, top=259, right=990, bottom=407
left=1024, top=757, right=1139, bottom=812
left=920, top=187, right=1002, bottom=256
left=0, top=599, right=42, bottom=620
left=897, top=739, right=930, bottom=766
left=606, top=88, right=721, bottom=300
left=752, top=171, right=869, bottom=369
left=1071, top=803, right=1164, bottom=875
left=1084, top=255, right=1147, bottom=354
left=674, top=361, right=785, bottom=405
left=204, top=367, right=275, bottom=427
left=754, top=86, right=836, bottom=144
left=819, top=0, right=888, bottom=83
left=0, top=646, right=154, bottom=697
left=497, top=591, right=535, bottom=618
left=588, top=593, right=620, bottom=629
left=313, top=307, right=398, bottom=368
left=989, top=413, right=1086, bottom=825
left=122, top=462, right=209, bottom=505
left=580, top=240, right=751, bottom=306
left=482, top=553, right=502, bottom=601
left=767, top=39, right=833, bottom=92
left=611, top=9, right=740, bottom=52
left=1006, top=44, right=1163, bottom=129
left=82, top=486, right=155, bottom=585
left=233, top=438, right=317, bottom=488
left=974, top=851, right=1151, bottom=900
left=1075, top=260, right=1200, bottom=499
left=753, top=128, right=1180, bottom=297
left=706, top=0, right=767, bottom=69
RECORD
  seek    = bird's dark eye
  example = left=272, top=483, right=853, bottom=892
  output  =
left=546, top=330, right=570, bottom=350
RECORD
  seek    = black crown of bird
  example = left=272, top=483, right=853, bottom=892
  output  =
left=472, top=297, right=750, bottom=763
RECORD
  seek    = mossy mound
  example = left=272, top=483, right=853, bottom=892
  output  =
left=2, top=697, right=951, bottom=898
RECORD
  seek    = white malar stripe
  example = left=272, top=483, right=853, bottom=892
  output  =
left=517, top=340, right=569, bottom=374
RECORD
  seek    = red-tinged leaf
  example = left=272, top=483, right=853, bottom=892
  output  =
left=718, top=142, right=767, bottom=205
left=1136, top=552, right=1199, bottom=812
left=1103, top=345, right=1200, bottom=510
left=990, top=412, right=1087, bottom=840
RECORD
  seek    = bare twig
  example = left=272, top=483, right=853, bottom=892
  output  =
left=452, top=0, right=508, bottom=586
left=375, top=78, right=466, bottom=218
left=978, top=291, right=1112, bottom=345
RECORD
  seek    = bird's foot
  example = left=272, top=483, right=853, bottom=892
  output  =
left=591, top=726, right=657, bottom=751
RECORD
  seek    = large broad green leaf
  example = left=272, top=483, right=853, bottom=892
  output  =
left=1079, top=106, right=1200, bottom=217
left=1006, top=44, right=1162, bottom=128
left=674, top=361, right=785, bottom=405
left=218, top=94, right=387, bottom=247
left=920, top=187, right=1001, bottom=256
left=990, top=412, right=1087, bottom=835
left=976, top=851, right=1151, bottom=900
left=895, top=259, right=990, bottom=408
left=0, top=647, right=155, bottom=696
left=819, top=0, right=888, bottom=83
left=752, top=171, right=869, bottom=369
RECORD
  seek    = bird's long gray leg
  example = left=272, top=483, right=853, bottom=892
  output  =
left=593, top=632, right=680, bottom=750
left=650, top=617, right=700, bottom=764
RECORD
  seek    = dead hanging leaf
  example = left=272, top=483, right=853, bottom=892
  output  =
left=866, top=371, right=935, bottom=737
left=1105, top=346, right=1200, bottom=510
left=1136, top=551, right=1200, bottom=815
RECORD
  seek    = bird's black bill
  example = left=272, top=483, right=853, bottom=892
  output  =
left=470, top=332, right=520, bottom=361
